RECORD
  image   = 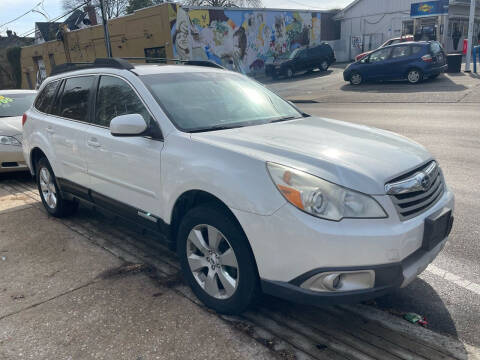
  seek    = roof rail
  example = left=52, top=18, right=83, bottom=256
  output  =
left=50, top=58, right=134, bottom=76
left=121, top=57, right=225, bottom=69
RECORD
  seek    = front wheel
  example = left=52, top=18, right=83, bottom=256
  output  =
left=36, top=157, right=78, bottom=217
left=350, top=71, right=363, bottom=85
left=286, top=67, right=294, bottom=79
left=320, top=60, right=329, bottom=71
left=177, top=204, right=259, bottom=314
left=407, top=68, right=423, bottom=84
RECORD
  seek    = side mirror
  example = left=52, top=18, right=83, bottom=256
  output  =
left=110, top=113, right=147, bottom=137
left=360, top=57, right=369, bottom=64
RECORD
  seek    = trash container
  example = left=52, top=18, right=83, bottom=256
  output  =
left=447, top=54, right=462, bottom=73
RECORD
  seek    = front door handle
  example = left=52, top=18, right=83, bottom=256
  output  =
left=87, top=138, right=101, bottom=148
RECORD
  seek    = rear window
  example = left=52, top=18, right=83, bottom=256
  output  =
left=0, top=92, right=36, bottom=117
left=35, top=81, right=59, bottom=113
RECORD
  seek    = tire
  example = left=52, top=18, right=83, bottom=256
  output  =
left=320, top=60, right=329, bottom=72
left=177, top=204, right=259, bottom=314
left=286, top=67, right=294, bottom=79
left=349, top=71, right=363, bottom=85
left=407, top=68, right=423, bottom=84
left=36, top=157, right=78, bottom=217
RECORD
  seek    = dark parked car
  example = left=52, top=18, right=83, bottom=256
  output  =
left=343, top=41, right=447, bottom=85
left=265, top=43, right=336, bottom=79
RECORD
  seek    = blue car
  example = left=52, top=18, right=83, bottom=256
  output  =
left=343, top=41, right=447, bottom=85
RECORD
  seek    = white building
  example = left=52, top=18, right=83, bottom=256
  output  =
left=334, top=0, right=480, bottom=61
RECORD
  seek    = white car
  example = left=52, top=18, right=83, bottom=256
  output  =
left=22, top=59, right=454, bottom=314
left=0, top=90, right=37, bottom=173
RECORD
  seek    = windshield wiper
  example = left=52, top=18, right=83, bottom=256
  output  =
left=189, top=123, right=249, bottom=133
left=269, top=115, right=302, bottom=123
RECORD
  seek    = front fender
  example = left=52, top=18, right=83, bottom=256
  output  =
left=160, top=133, right=286, bottom=223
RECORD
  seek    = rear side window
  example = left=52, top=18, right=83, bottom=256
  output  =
left=391, top=46, right=411, bottom=59
left=94, top=75, right=150, bottom=127
left=35, top=81, right=59, bottom=113
left=411, top=46, right=423, bottom=55
left=57, top=76, right=94, bottom=121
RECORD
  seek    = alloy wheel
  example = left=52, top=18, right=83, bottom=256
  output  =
left=408, top=70, right=421, bottom=83
left=186, top=224, right=239, bottom=299
left=351, top=73, right=362, bottom=85
left=39, top=167, right=57, bottom=209
left=321, top=60, right=329, bottom=71
left=287, top=68, right=293, bottom=78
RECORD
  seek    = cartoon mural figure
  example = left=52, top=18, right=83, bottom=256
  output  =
left=169, top=4, right=322, bottom=75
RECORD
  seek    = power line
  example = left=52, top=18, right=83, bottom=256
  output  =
left=19, top=1, right=90, bottom=37
left=0, top=1, right=43, bottom=30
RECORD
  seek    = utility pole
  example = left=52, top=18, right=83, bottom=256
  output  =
left=465, top=0, right=476, bottom=72
left=99, top=0, right=112, bottom=57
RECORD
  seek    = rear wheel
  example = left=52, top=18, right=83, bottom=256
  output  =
left=320, top=60, right=329, bottom=71
left=36, top=157, right=78, bottom=217
left=350, top=71, right=363, bottom=85
left=177, top=204, right=259, bottom=314
left=407, top=68, right=423, bottom=84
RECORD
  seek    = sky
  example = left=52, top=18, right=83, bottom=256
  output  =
left=0, top=0, right=352, bottom=37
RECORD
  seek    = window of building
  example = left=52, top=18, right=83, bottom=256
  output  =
left=144, top=46, right=166, bottom=63
left=48, top=54, right=56, bottom=69
left=25, top=72, right=33, bottom=89
left=95, top=75, right=150, bottom=127
left=57, top=76, right=94, bottom=121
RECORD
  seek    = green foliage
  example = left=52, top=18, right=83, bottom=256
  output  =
left=126, top=0, right=157, bottom=13
left=6, top=47, right=22, bottom=88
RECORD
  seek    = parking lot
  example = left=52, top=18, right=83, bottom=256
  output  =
left=1, top=65, right=479, bottom=360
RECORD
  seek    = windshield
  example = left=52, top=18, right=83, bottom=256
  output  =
left=0, top=93, right=36, bottom=117
left=289, top=48, right=301, bottom=59
left=141, top=72, right=302, bottom=132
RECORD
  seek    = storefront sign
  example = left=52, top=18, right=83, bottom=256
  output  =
left=411, top=1, right=449, bottom=18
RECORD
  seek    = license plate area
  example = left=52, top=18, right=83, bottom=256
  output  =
left=423, top=208, right=453, bottom=251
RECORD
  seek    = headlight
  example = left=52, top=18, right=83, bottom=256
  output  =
left=267, top=163, right=387, bottom=221
left=0, top=136, right=21, bottom=146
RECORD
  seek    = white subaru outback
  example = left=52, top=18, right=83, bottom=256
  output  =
left=22, top=58, right=454, bottom=314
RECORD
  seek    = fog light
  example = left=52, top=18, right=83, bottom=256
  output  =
left=300, top=270, right=375, bottom=292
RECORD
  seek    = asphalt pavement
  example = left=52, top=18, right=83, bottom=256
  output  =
left=265, top=65, right=480, bottom=348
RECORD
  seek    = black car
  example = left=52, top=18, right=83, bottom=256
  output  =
left=265, top=43, right=336, bottom=79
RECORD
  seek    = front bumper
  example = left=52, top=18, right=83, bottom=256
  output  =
left=232, top=187, right=454, bottom=304
left=260, top=237, right=447, bottom=306
left=0, top=145, right=28, bottom=173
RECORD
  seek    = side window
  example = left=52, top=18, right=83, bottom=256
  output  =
left=369, top=48, right=392, bottom=63
left=298, top=50, right=308, bottom=58
left=411, top=46, right=423, bottom=55
left=391, top=46, right=411, bottom=59
left=58, top=76, right=94, bottom=121
left=94, top=75, right=150, bottom=128
left=35, top=81, right=59, bottom=113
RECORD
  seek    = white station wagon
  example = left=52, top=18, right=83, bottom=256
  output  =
left=22, top=58, right=454, bottom=314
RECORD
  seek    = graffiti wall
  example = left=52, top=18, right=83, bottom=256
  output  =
left=169, top=4, right=322, bottom=74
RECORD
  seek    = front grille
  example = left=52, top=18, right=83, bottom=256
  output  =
left=386, top=161, right=445, bottom=220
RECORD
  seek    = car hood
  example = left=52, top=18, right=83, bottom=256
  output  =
left=0, top=116, right=22, bottom=136
left=192, top=117, right=432, bottom=195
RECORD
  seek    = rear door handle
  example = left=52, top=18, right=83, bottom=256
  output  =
left=87, top=138, right=101, bottom=148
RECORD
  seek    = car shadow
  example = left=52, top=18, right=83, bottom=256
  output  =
left=262, top=69, right=334, bottom=85
left=257, top=276, right=467, bottom=357
left=340, top=75, right=468, bottom=93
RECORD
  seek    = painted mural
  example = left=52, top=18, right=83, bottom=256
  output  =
left=169, top=4, right=322, bottom=74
